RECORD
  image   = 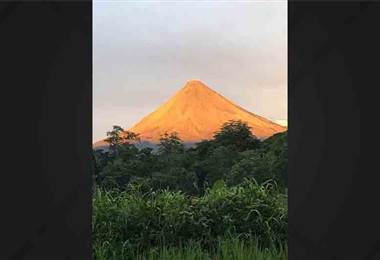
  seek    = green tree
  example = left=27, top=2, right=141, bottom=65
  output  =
left=105, top=125, right=140, bottom=156
left=202, top=146, right=239, bottom=185
left=157, top=132, right=184, bottom=155
left=226, top=131, right=288, bottom=187
left=260, top=131, right=288, bottom=186
left=93, top=149, right=111, bottom=183
left=194, top=139, right=215, bottom=160
left=226, top=151, right=273, bottom=185
left=98, top=158, right=132, bottom=189
left=152, top=167, right=198, bottom=194
left=213, top=120, right=260, bottom=152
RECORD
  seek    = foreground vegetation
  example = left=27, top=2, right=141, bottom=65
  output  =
left=94, top=236, right=287, bottom=260
left=93, top=120, right=288, bottom=259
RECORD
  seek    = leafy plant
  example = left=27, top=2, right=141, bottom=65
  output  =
left=92, top=179, right=287, bottom=258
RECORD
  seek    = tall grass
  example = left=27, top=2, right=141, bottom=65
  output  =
left=93, top=178, right=287, bottom=259
left=94, top=237, right=287, bottom=260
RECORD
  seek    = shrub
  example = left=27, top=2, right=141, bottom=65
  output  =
left=92, top=178, right=287, bottom=257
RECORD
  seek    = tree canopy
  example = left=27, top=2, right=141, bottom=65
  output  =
left=93, top=120, right=287, bottom=193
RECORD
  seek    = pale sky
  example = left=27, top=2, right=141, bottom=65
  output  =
left=93, top=0, right=287, bottom=141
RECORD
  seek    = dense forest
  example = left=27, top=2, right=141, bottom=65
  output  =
left=93, top=120, right=288, bottom=259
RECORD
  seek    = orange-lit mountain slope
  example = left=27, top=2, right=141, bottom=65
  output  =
left=94, top=80, right=286, bottom=148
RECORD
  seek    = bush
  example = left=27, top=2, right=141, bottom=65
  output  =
left=92, top=178, right=287, bottom=258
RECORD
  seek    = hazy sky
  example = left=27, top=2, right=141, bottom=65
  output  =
left=93, top=1, right=287, bottom=141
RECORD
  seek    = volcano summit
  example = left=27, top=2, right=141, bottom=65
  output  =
left=94, top=80, right=286, bottom=148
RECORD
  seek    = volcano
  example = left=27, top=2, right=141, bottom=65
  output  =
left=94, top=80, right=286, bottom=148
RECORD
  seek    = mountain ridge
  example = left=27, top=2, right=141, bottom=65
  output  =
left=94, top=80, right=286, bottom=149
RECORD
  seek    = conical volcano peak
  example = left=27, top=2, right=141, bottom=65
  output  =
left=93, top=80, right=286, bottom=148
left=178, top=80, right=217, bottom=98
left=182, top=79, right=210, bottom=90
left=123, top=80, right=286, bottom=143
left=186, top=79, right=203, bottom=84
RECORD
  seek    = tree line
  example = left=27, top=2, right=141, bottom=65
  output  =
left=93, top=119, right=287, bottom=195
